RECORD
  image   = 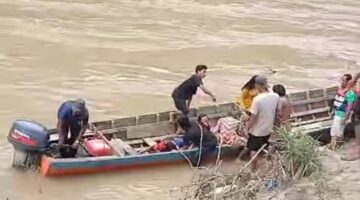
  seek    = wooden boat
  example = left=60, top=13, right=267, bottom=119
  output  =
left=10, top=86, right=338, bottom=177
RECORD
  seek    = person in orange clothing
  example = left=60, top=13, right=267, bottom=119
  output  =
left=235, top=75, right=259, bottom=113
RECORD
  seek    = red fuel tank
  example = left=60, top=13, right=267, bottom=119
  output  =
left=83, top=139, right=112, bottom=157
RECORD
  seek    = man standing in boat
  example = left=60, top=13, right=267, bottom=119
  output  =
left=57, top=98, right=89, bottom=149
left=172, top=65, right=216, bottom=115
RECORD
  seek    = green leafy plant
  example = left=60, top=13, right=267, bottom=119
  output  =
left=277, top=126, right=322, bottom=179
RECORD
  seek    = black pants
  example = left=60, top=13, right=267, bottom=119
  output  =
left=58, top=123, right=81, bottom=158
left=59, top=123, right=81, bottom=145
left=246, top=134, right=270, bottom=151
left=173, top=98, right=189, bottom=115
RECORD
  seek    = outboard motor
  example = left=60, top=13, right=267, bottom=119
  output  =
left=7, top=120, right=49, bottom=169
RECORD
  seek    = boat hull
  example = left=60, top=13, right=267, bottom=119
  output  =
left=40, top=146, right=237, bottom=177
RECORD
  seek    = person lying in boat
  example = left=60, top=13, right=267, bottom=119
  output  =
left=143, top=114, right=213, bottom=154
left=145, top=136, right=186, bottom=153
left=171, top=65, right=216, bottom=116
left=330, top=73, right=360, bottom=151
left=272, top=84, right=292, bottom=130
left=210, top=111, right=248, bottom=147
left=235, top=75, right=259, bottom=114
left=57, top=98, right=89, bottom=156
left=177, top=114, right=218, bottom=167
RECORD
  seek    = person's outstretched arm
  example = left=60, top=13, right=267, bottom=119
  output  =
left=199, top=84, right=216, bottom=102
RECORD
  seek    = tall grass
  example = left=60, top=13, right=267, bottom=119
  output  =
left=277, top=126, right=323, bottom=178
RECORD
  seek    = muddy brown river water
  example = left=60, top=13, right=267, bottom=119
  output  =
left=1, top=0, right=360, bottom=199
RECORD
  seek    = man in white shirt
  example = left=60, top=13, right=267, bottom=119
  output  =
left=240, top=75, right=280, bottom=170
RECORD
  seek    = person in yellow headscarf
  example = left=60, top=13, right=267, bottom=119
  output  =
left=235, top=75, right=259, bottom=112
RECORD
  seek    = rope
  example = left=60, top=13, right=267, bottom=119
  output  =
left=216, top=137, right=222, bottom=166
left=196, top=122, right=204, bottom=167
left=172, top=122, right=204, bottom=168
left=172, top=141, right=196, bottom=169
left=169, top=122, right=220, bottom=168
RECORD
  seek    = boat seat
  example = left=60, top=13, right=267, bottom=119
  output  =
left=126, top=121, right=174, bottom=139
left=290, top=90, right=333, bottom=128
left=291, top=107, right=331, bottom=118
left=126, top=139, right=144, bottom=145
left=291, top=106, right=332, bottom=127
left=292, top=116, right=332, bottom=127
left=290, top=97, right=333, bottom=106
left=292, top=119, right=333, bottom=134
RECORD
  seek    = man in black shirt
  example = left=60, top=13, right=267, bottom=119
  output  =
left=172, top=65, right=216, bottom=115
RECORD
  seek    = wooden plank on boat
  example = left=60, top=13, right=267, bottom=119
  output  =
left=290, top=97, right=333, bottom=106
left=292, top=119, right=333, bottom=134
left=208, top=112, right=229, bottom=119
left=110, top=138, right=138, bottom=155
left=188, top=112, right=228, bottom=122
left=126, top=121, right=174, bottom=139
left=108, top=140, right=126, bottom=157
left=291, top=107, right=330, bottom=118
left=143, top=138, right=157, bottom=147
left=292, top=116, right=332, bottom=127
left=198, top=105, right=218, bottom=115
left=308, top=89, right=325, bottom=99
left=152, top=134, right=177, bottom=141
left=126, top=139, right=144, bottom=145
left=90, top=123, right=126, bottom=157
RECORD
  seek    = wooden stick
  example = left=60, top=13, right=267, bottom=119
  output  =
left=231, top=144, right=267, bottom=186
left=240, top=144, right=267, bottom=172
left=90, top=124, right=124, bottom=156
left=293, top=164, right=305, bottom=180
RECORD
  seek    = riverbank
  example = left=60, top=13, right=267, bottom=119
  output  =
left=263, top=142, right=359, bottom=200
left=171, top=131, right=359, bottom=200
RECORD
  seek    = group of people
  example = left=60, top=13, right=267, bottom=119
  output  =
left=170, top=65, right=360, bottom=167
left=54, top=64, right=360, bottom=168
left=168, top=65, right=292, bottom=169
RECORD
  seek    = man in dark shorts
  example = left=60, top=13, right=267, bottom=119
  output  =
left=57, top=98, right=89, bottom=149
left=239, top=76, right=280, bottom=170
left=172, top=65, right=216, bottom=115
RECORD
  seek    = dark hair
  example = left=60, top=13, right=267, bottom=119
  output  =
left=242, top=75, right=258, bottom=90
left=197, top=114, right=208, bottom=123
left=343, top=74, right=352, bottom=81
left=72, top=98, right=86, bottom=111
left=177, top=114, right=191, bottom=131
left=272, top=84, right=286, bottom=97
left=195, top=65, right=208, bottom=73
